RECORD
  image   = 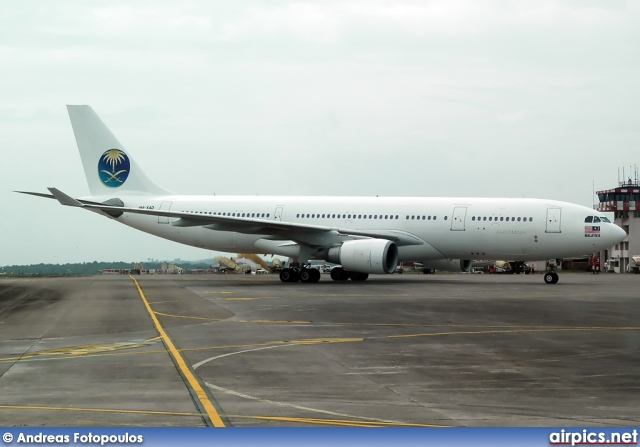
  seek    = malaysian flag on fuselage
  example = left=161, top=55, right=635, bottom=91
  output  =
left=585, top=226, right=601, bottom=234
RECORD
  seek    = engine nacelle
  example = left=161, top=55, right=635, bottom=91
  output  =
left=422, top=259, right=472, bottom=273
left=328, top=239, right=398, bottom=274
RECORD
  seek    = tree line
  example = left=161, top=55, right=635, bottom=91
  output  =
left=0, top=261, right=213, bottom=276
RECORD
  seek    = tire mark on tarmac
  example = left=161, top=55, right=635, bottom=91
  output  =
left=193, top=344, right=446, bottom=427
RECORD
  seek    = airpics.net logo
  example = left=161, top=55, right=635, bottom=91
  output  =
left=549, top=429, right=638, bottom=446
left=98, top=149, right=130, bottom=188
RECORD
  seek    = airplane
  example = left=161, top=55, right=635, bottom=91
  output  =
left=18, top=105, right=626, bottom=285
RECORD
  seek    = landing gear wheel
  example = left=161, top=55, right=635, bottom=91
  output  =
left=299, top=268, right=321, bottom=283
left=330, top=267, right=350, bottom=281
left=423, top=268, right=435, bottom=274
left=349, top=272, right=369, bottom=281
left=280, top=268, right=299, bottom=283
left=544, top=272, right=559, bottom=284
left=299, top=269, right=311, bottom=282
left=309, top=268, right=321, bottom=283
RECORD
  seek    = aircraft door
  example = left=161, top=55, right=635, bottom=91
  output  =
left=545, top=208, right=561, bottom=233
left=158, top=201, right=173, bottom=224
left=274, top=207, right=284, bottom=221
left=450, top=206, right=467, bottom=231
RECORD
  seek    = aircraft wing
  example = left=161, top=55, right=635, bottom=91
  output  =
left=30, top=188, right=424, bottom=247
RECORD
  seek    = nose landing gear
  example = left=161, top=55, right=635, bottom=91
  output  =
left=543, top=271, right=559, bottom=284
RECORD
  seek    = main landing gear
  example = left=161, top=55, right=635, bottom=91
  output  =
left=279, top=267, right=370, bottom=283
left=279, top=267, right=321, bottom=283
left=543, top=271, right=559, bottom=284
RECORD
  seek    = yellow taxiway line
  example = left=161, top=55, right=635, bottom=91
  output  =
left=129, top=275, right=225, bottom=427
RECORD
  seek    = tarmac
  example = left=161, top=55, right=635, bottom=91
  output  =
left=0, top=272, right=638, bottom=427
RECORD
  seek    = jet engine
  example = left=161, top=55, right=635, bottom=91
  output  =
left=328, top=239, right=398, bottom=274
left=421, top=259, right=472, bottom=273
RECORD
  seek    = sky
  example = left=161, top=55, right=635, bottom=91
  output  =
left=1, top=0, right=639, bottom=266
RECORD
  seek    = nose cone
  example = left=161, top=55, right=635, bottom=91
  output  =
left=609, top=224, right=627, bottom=245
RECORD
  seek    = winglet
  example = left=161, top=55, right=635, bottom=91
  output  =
left=47, top=188, right=85, bottom=207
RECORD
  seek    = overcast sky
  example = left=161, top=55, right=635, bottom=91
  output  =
left=2, top=0, right=639, bottom=266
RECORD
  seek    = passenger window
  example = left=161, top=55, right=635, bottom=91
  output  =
left=517, top=217, right=521, bottom=221
left=472, top=216, right=475, bottom=221
left=529, top=217, right=533, bottom=222
left=444, top=216, right=448, bottom=220
left=483, top=217, right=487, bottom=221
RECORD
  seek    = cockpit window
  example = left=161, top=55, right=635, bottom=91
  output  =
left=585, top=215, right=612, bottom=223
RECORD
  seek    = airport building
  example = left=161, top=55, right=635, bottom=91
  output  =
left=594, top=170, right=640, bottom=273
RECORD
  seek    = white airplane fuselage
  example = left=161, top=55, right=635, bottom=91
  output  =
left=85, top=193, right=621, bottom=263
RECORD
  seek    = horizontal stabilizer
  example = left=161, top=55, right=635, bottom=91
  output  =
left=14, top=191, right=55, bottom=200
left=47, top=187, right=85, bottom=207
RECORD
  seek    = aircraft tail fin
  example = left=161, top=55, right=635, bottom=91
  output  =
left=67, top=105, right=171, bottom=196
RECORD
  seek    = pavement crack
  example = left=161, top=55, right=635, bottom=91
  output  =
left=0, top=338, right=41, bottom=379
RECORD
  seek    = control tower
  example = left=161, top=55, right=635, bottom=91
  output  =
left=595, top=167, right=639, bottom=273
